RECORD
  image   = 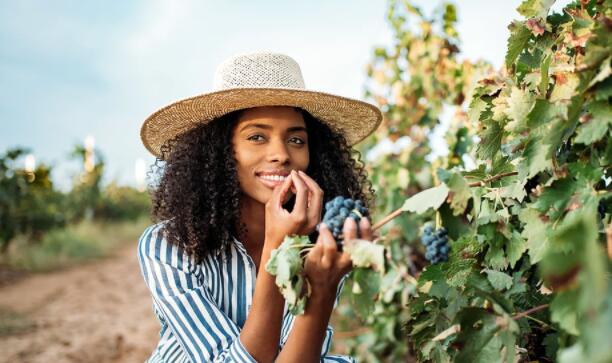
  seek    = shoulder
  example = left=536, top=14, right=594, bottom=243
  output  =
left=137, top=220, right=197, bottom=273
left=137, top=220, right=169, bottom=255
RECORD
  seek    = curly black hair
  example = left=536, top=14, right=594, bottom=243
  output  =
left=146, top=107, right=375, bottom=264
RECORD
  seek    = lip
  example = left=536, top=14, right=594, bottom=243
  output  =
left=255, top=169, right=292, bottom=189
left=257, top=175, right=287, bottom=188
left=256, top=169, right=291, bottom=177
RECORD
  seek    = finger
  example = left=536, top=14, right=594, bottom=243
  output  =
left=343, top=217, right=358, bottom=242
left=307, top=224, right=327, bottom=261
left=337, top=251, right=353, bottom=269
left=297, top=170, right=324, bottom=222
left=358, top=217, right=373, bottom=241
left=276, top=172, right=295, bottom=208
left=321, top=233, right=338, bottom=269
left=291, top=171, right=309, bottom=217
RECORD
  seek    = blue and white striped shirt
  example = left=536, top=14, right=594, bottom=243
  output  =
left=137, top=221, right=355, bottom=363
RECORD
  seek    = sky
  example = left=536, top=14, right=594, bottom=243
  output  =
left=0, top=0, right=570, bottom=192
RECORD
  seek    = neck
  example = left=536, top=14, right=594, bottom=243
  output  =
left=238, top=195, right=266, bottom=252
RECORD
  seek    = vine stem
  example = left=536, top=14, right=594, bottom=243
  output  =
left=512, top=304, right=549, bottom=321
left=372, top=171, right=519, bottom=231
left=466, top=171, right=518, bottom=187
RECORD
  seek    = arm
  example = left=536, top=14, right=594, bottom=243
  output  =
left=275, top=288, right=336, bottom=363
left=239, top=243, right=287, bottom=362
left=276, top=216, right=373, bottom=363
left=137, top=224, right=254, bottom=362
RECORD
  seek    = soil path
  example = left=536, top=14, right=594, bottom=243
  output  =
left=0, top=243, right=159, bottom=363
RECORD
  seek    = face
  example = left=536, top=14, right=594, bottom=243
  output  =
left=231, top=106, right=309, bottom=206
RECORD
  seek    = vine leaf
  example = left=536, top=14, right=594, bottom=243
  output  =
left=484, top=269, right=513, bottom=291
left=519, top=208, right=550, bottom=264
left=517, top=0, right=555, bottom=19
left=446, top=173, right=472, bottom=216
left=574, top=100, right=612, bottom=144
left=401, top=183, right=449, bottom=214
left=476, top=122, right=504, bottom=160
left=506, top=21, right=531, bottom=68
left=506, top=87, right=535, bottom=132
left=349, top=268, right=381, bottom=319
left=343, top=238, right=386, bottom=273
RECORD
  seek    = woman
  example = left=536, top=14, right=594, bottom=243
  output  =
left=137, top=51, right=382, bottom=362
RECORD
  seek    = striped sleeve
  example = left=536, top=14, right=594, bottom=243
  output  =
left=137, top=224, right=257, bottom=363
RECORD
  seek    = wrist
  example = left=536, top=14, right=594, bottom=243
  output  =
left=308, top=287, right=336, bottom=306
left=264, top=233, right=284, bottom=248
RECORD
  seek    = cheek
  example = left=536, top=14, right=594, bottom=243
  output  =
left=296, top=149, right=309, bottom=170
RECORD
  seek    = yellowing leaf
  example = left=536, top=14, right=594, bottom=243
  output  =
left=344, top=238, right=385, bottom=273
left=506, top=87, right=535, bottom=132
left=517, top=0, right=555, bottom=19
left=550, top=72, right=580, bottom=102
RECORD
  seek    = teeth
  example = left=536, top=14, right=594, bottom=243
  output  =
left=259, top=175, right=287, bottom=181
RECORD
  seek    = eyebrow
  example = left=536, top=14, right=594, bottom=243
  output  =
left=240, top=123, right=307, bottom=133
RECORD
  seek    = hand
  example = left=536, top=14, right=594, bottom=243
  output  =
left=264, top=170, right=324, bottom=247
left=304, top=216, right=374, bottom=298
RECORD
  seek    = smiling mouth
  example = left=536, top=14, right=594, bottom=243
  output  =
left=257, top=174, right=288, bottom=188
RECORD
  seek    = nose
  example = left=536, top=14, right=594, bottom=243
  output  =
left=266, top=137, right=290, bottom=164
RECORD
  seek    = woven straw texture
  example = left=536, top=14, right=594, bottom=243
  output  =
left=140, top=52, right=382, bottom=160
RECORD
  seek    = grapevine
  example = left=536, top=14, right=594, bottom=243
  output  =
left=269, top=1, right=612, bottom=361
left=348, top=0, right=612, bottom=361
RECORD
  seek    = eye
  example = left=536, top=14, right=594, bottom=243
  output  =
left=290, top=137, right=305, bottom=145
left=247, top=134, right=265, bottom=142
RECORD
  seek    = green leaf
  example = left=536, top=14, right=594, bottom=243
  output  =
left=350, top=268, right=381, bottom=319
left=506, top=21, right=532, bottom=68
left=446, top=173, right=472, bottom=216
left=499, top=179, right=527, bottom=202
left=533, top=178, right=576, bottom=221
left=517, top=0, right=555, bottom=18
left=446, top=259, right=477, bottom=288
left=265, top=235, right=311, bottom=315
left=401, top=183, right=449, bottom=214
left=519, top=208, right=550, bottom=263
left=550, top=290, right=579, bottom=335
left=454, top=308, right=504, bottom=363
left=477, top=122, right=504, bottom=160
left=526, top=99, right=566, bottom=128
left=574, top=100, right=612, bottom=144
left=539, top=53, right=552, bottom=95
left=485, top=269, right=513, bottom=291
left=519, top=136, right=552, bottom=179
left=506, top=231, right=528, bottom=268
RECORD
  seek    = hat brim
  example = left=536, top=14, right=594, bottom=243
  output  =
left=140, top=87, right=382, bottom=159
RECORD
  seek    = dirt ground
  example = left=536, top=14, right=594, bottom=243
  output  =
left=0, top=243, right=159, bottom=363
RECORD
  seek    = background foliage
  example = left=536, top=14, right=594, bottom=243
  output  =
left=0, top=145, right=151, bottom=261
left=334, top=0, right=612, bottom=362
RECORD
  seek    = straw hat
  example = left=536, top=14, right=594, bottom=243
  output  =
left=140, top=51, right=383, bottom=160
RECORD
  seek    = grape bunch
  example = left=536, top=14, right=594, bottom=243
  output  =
left=421, top=224, right=450, bottom=264
left=320, top=196, right=369, bottom=249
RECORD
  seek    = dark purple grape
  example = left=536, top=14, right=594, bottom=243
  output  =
left=420, top=224, right=450, bottom=264
left=321, top=196, right=370, bottom=242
